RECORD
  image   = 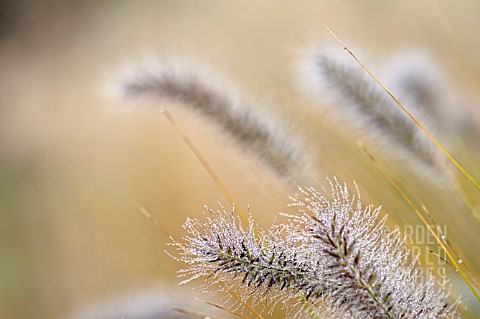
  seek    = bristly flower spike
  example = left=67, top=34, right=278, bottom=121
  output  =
left=170, top=179, right=459, bottom=318
left=289, top=179, right=458, bottom=318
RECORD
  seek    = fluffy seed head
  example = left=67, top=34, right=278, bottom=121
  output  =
left=298, top=46, right=447, bottom=180
left=112, top=57, right=317, bottom=184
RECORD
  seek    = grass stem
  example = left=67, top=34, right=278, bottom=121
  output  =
left=160, top=107, right=249, bottom=225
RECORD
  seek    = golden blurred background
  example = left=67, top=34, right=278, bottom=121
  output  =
left=1, top=1, right=480, bottom=318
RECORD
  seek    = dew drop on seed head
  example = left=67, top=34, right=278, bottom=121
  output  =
left=458, top=259, right=463, bottom=264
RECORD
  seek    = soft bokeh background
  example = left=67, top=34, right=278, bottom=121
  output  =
left=1, top=1, right=480, bottom=318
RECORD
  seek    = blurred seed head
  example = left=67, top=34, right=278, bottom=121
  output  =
left=386, top=50, right=480, bottom=154
left=67, top=286, right=221, bottom=319
left=110, top=56, right=317, bottom=185
left=385, top=51, right=461, bottom=132
left=297, top=45, right=448, bottom=180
